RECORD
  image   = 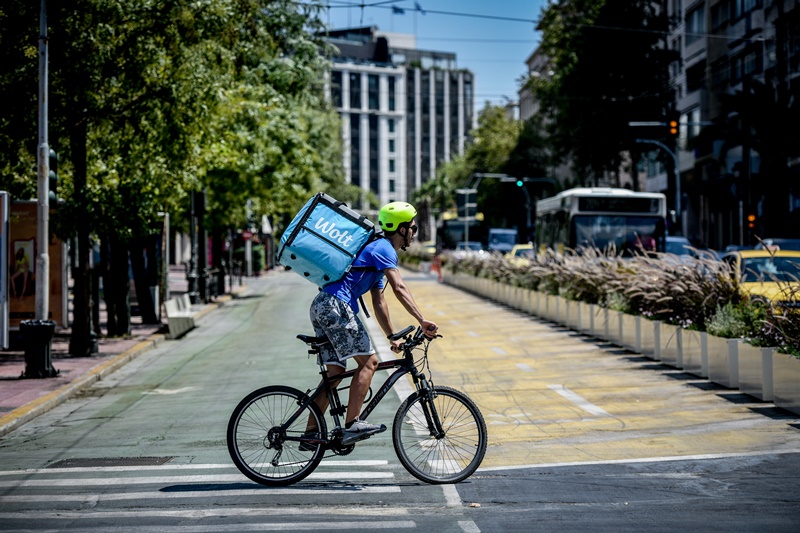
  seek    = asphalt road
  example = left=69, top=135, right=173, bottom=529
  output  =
left=0, top=268, right=799, bottom=532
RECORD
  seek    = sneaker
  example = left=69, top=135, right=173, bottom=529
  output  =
left=341, top=419, right=386, bottom=445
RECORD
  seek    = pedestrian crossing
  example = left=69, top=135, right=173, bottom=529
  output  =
left=0, top=460, right=480, bottom=532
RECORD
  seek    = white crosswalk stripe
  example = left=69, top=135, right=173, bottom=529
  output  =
left=0, top=461, right=481, bottom=532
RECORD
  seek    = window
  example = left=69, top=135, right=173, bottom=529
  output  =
left=388, top=118, right=395, bottom=133
left=389, top=179, right=395, bottom=193
left=331, top=71, right=342, bottom=108
left=369, top=115, right=379, bottom=194
left=349, top=73, right=361, bottom=110
left=685, top=5, right=705, bottom=46
left=350, top=114, right=360, bottom=185
left=389, top=159, right=395, bottom=172
left=388, top=76, right=396, bottom=111
left=389, top=139, right=395, bottom=153
left=368, top=74, right=379, bottom=110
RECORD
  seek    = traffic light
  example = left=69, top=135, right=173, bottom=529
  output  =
left=516, top=179, right=524, bottom=187
left=48, top=149, right=58, bottom=202
left=667, top=118, right=679, bottom=137
left=747, top=213, right=756, bottom=229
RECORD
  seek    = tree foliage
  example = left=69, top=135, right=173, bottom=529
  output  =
left=533, top=0, right=677, bottom=183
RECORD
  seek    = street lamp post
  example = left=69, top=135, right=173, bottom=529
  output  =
left=634, top=138, right=681, bottom=232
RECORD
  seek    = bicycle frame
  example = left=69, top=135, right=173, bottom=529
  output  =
left=279, top=350, right=422, bottom=445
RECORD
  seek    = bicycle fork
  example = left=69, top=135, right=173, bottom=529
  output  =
left=418, top=378, right=446, bottom=439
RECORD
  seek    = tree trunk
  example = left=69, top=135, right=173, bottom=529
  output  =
left=68, top=119, right=94, bottom=356
left=104, top=235, right=131, bottom=337
left=130, top=236, right=160, bottom=324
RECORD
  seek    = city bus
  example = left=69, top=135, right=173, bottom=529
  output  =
left=535, top=188, right=667, bottom=254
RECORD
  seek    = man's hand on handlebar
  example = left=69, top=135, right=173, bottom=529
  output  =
left=390, top=339, right=404, bottom=353
left=421, top=319, right=438, bottom=338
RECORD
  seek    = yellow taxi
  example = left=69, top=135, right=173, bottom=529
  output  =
left=722, top=249, right=800, bottom=307
left=505, top=243, right=534, bottom=265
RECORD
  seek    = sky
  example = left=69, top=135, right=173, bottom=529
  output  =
left=315, top=0, right=549, bottom=111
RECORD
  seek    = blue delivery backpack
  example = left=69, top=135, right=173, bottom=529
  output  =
left=277, top=193, right=378, bottom=287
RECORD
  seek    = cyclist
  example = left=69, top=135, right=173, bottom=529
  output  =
left=307, top=201, right=439, bottom=445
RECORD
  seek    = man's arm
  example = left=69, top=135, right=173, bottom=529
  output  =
left=383, top=268, right=438, bottom=336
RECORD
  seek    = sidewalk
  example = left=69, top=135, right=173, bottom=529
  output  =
left=0, top=265, right=242, bottom=437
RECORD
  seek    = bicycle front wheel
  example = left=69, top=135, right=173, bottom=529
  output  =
left=393, top=385, right=487, bottom=484
left=227, top=385, right=326, bottom=486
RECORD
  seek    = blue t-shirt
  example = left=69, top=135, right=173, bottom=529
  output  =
left=322, top=237, right=397, bottom=314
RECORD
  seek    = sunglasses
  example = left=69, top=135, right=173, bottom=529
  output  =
left=409, top=225, right=418, bottom=234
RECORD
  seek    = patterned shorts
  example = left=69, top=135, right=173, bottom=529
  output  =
left=309, top=291, right=375, bottom=368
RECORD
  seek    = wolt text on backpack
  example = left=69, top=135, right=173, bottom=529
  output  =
left=277, top=193, right=379, bottom=287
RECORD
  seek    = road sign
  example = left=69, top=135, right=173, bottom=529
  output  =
left=242, top=230, right=253, bottom=240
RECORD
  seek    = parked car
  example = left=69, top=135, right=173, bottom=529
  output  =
left=455, top=241, right=483, bottom=252
left=665, top=236, right=697, bottom=257
left=505, top=243, right=534, bottom=265
left=722, top=249, right=800, bottom=306
left=754, top=238, right=800, bottom=251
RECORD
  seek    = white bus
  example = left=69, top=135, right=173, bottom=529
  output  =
left=535, top=188, right=668, bottom=254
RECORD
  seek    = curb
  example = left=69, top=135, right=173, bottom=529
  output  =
left=0, top=290, right=243, bottom=438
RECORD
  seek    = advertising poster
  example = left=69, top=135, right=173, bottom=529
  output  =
left=9, top=201, right=67, bottom=329
left=0, top=192, right=8, bottom=348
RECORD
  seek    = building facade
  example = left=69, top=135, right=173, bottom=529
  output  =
left=326, top=27, right=474, bottom=210
left=519, top=1, right=800, bottom=250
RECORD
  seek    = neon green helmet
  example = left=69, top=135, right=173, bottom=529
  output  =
left=378, top=201, right=417, bottom=232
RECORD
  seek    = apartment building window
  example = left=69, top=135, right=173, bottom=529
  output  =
left=349, top=73, right=361, bottom=110
left=407, top=71, right=416, bottom=187
left=389, top=179, right=395, bottom=193
left=369, top=114, right=379, bottom=194
left=421, top=71, right=431, bottom=183
left=388, top=76, right=396, bottom=111
left=389, top=139, right=395, bottom=153
left=388, top=118, right=395, bottom=133
left=685, top=5, right=705, bottom=46
left=435, top=71, right=445, bottom=166
left=711, top=1, right=730, bottom=31
left=331, top=71, right=343, bottom=108
left=389, top=159, right=395, bottom=172
left=686, top=60, right=706, bottom=92
left=731, top=45, right=763, bottom=82
left=368, top=74, right=379, bottom=110
left=350, top=114, right=360, bottom=185
left=449, top=72, right=460, bottom=157
left=463, top=74, right=474, bottom=129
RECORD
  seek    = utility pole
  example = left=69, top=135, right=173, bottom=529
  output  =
left=36, top=0, right=50, bottom=321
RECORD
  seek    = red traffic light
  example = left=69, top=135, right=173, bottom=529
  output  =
left=747, top=214, right=756, bottom=229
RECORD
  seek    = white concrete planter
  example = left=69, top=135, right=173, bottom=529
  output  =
left=605, top=309, right=623, bottom=346
left=640, top=318, right=660, bottom=360
left=738, top=344, right=774, bottom=402
left=528, top=290, right=541, bottom=316
left=582, top=302, right=597, bottom=336
left=659, top=324, right=682, bottom=368
left=619, top=313, right=640, bottom=353
left=542, top=294, right=556, bottom=322
left=706, top=335, right=739, bottom=388
left=591, top=305, right=606, bottom=339
left=772, top=353, right=800, bottom=416
left=681, top=329, right=707, bottom=378
left=572, top=302, right=588, bottom=333
left=562, top=298, right=574, bottom=329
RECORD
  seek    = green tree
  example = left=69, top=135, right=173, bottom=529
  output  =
left=0, top=1, right=346, bottom=348
left=533, top=0, right=676, bottom=185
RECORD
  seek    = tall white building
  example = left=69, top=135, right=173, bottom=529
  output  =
left=326, top=27, right=475, bottom=209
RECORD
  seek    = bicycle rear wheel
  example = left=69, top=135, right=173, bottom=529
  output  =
left=227, top=385, right=326, bottom=486
left=393, top=385, right=487, bottom=484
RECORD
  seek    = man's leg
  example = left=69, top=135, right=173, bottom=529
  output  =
left=306, top=365, right=343, bottom=432
left=345, top=353, right=379, bottom=425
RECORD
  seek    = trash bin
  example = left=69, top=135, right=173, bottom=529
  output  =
left=20, top=320, right=59, bottom=379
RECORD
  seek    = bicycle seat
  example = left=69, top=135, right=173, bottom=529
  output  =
left=296, top=334, right=328, bottom=345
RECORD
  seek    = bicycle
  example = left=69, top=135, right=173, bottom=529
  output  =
left=227, top=325, right=487, bottom=486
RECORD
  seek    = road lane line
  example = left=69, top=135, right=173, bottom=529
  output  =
left=0, top=486, right=403, bottom=503
left=478, top=449, right=800, bottom=472
left=548, top=384, right=610, bottom=417
left=515, top=363, right=533, bottom=372
left=0, top=472, right=394, bottom=488
left=0, top=522, right=416, bottom=532
left=0, top=507, right=410, bottom=519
